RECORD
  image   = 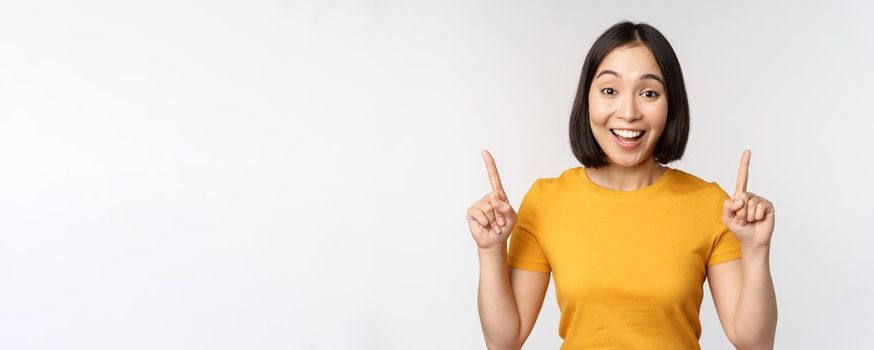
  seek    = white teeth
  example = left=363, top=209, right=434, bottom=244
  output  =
left=611, top=129, right=643, bottom=138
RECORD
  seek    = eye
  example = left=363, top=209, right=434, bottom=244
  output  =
left=600, top=88, right=616, bottom=96
left=641, top=90, right=660, bottom=98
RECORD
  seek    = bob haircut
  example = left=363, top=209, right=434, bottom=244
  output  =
left=569, top=21, right=690, bottom=168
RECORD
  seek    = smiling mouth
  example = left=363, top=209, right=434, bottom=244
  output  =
left=610, top=129, right=646, bottom=141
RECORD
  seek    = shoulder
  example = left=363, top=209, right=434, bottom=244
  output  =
left=667, top=167, right=731, bottom=202
left=527, top=166, right=579, bottom=194
left=515, top=167, right=579, bottom=206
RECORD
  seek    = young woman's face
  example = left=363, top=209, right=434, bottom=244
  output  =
left=588, top=44, right=668, bottom=168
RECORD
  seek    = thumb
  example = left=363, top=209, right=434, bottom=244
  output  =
left=722, top=198, right=743, bottom=222
left=496, top=190, right=508, bottom=202
left=495, top=200, right=513, bottom=214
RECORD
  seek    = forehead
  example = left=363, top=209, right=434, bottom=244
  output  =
left=596, top=44, right=662, bottom=78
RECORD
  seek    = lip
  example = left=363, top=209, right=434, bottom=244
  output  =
left=611, top=131, right=644, bottom=150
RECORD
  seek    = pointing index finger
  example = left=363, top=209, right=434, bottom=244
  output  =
left=734, top=149, right=751, bottom=197
left=481, top=150, right=505, bottom=195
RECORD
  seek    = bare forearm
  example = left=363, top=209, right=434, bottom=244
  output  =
left=733, top=245, right=778, bottom=349
left=477, top=243, right=521, bottom=349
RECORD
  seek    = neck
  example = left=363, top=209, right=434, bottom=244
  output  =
left=586, top=158, right=666, bottom=191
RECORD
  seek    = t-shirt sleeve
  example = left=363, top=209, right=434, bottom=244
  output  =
left=707, top=183, right=743, bottom=266
left=507, top=180, right=551, bottom=272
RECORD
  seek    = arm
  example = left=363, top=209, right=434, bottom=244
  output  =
left=709, top=149, right=778, bottom=349
left=471, top=150, right=549, bottom=349
left=477, top=242, right=550, bottom=350
left=734, top=244, right=777, bottom=348
left=707, top=245, right=777, bottom=349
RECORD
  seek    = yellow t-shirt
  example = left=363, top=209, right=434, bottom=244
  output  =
left=507, top=166, right=742, bottom=349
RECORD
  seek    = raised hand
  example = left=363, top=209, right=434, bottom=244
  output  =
left=721, top=149, right=776, bottom=248
left=467, top=150, right=519, bottom=250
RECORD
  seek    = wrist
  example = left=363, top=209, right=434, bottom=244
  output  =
left=741, top=243, right=771, bottom=257
left=477, top=243, right=507, bottom=256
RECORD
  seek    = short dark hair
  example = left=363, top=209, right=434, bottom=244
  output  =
left=569, top=21, right=690, bottom=168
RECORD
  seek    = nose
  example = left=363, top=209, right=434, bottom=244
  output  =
left=616, top=94, right=643, bottom=123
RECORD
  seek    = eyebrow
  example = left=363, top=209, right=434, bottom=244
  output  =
left=595, top=70, right=664, bottom=86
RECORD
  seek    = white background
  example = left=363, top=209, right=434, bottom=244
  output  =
left=1, top=0, right=873, bottom=349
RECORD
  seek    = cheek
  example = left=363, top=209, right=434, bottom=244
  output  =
left=641, top=101, right=668, bottom=129
left=587, top=100, right=611, bottom=125
left=588, top=112, right=608, bottom=127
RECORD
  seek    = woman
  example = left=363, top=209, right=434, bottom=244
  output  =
left=467, top=21, right=777, bottom=349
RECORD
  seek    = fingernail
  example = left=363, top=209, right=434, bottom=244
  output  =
left=734, top=199, right=742, bottom=205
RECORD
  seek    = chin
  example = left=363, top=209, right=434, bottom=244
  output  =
left=610, top=159, right=644, bottom=168
left=607, top=152, right=649, bottom=168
